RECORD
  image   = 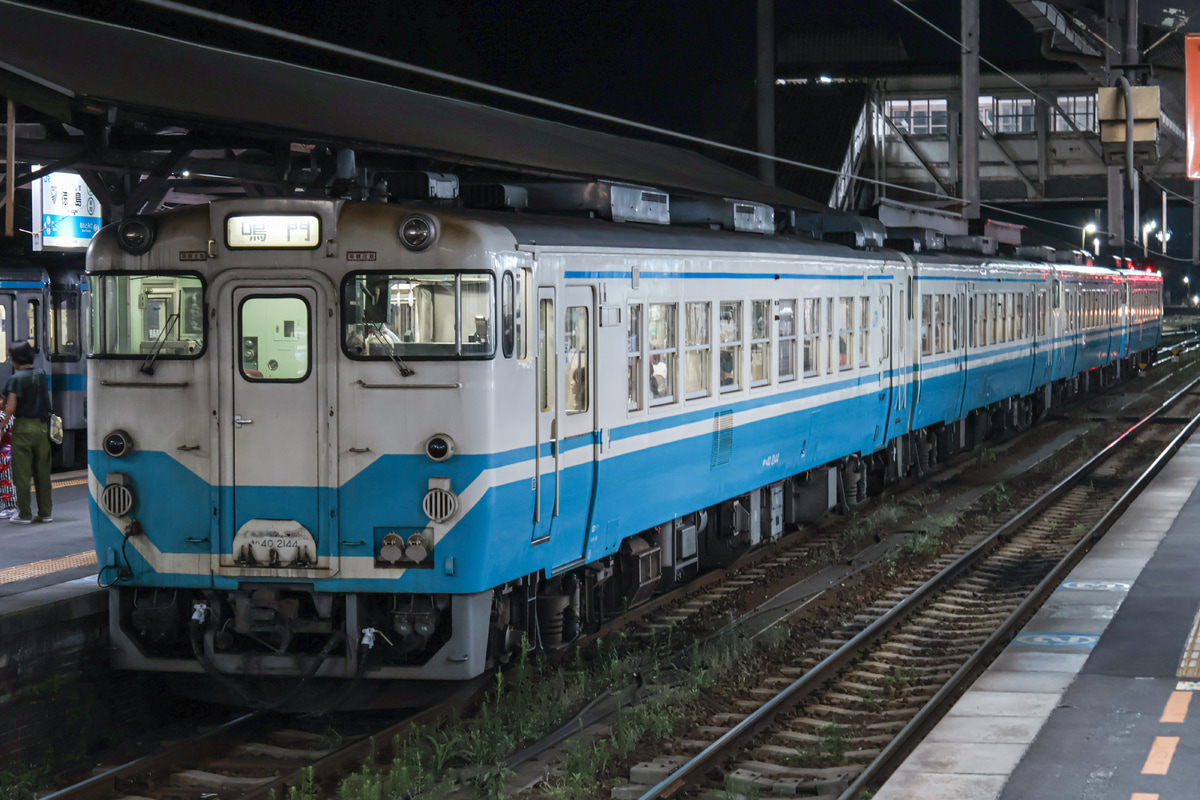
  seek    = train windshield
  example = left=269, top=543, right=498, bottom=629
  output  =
left=89, top=274, right=206, bottom=357
left=342, top=272, right=496, bottom=358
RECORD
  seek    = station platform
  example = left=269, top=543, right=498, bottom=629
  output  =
left=875, top=437, right=1200, bottom=800
left=0, top=470, right=98, bottom=596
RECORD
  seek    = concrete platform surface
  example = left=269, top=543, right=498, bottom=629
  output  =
left=874, top=438, right=1200, bottom=800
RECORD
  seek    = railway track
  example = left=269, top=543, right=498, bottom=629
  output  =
left=39, top=362, right=1200, bottom=800
left=629, top=376, right=1200, bottom=800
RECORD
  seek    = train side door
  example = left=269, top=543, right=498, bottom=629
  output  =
left=952, top=283, right=968, bottom=419
left=875, top=284, right=893, bottom=446
left=0, top=294, right=14, bottom=388
left=559, top=286, right=597, bottom=562
left=533, top=288, right=557, bottom=542
left=220, top=284, right=327, bottom=572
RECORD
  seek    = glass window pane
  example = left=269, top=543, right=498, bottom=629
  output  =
left=720, top=301, right=742, bottom=391
left=627, top=304, right=642, bottom=411
left=49, top=290, right=81, bottom=360
left=779, top=299, right=796, bottom=382
left=839, top=297, right=853, bottom=369
left=539, top=299, right=554, bottom=412
left=501, top=273, right=515, bottom=358
left=240, top=296, right=310, bottom=381
left=564, top=306, right=588, bottom=415
left=90, top=274, right=206, bottom=357
left=650, top=303, right=676, bottom=403
left=686, top=302, right=710, bottom=346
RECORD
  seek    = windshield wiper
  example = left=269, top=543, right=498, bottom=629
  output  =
left=370, top=325, right=415, bottom=377
left=140, top=313, right=181, bottom=375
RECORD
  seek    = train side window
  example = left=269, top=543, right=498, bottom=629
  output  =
left=838, top=297, right=854, bottom=369
left=649, top=302, right=676, bottom=405
left=719, top=301, right=742, bottom=390
left=1037, top=291, right=1047, bottom=336
left=627, top=303, right=642, bottom=412
left=750, top=299, right=771, bottom=386
left=517, top=268, right=530, bottom=360
left=1016, top=293, right=1025, bottom=339
left=564, top=306, right=589, bottom=415
left=0, top=306, right=7, bottom=362
left=950, top=294, right=959, bottom=350
left=239, top=295, right=311, bottom=382
left=1052, top=280, right=1061, bottom=309
left=803, top=299, right=819, bottom=377
left=1007, top=293, right=1016, bottom=341
left=968, top=296, right=976, bottom=348
left=49, top=289, right=82, bottom=361
left=539, top=299, right=554, bottom=412
left=897, top=289, right=905, bottom=352
left=857, top=295, right=869, bottom=367
left=920, top=294, right=932, bottom=356
left=501, top=273, right=515, bottom=358
left=25, top=299, right=39, bottom=351
left=779, top=299, right=797, bottom=382
left=933, top=294, right=945, bottom=353
left=879, top=292, right=890, bottom=359
left=826, top=298, right=834, bottom=375
left=684, top=301, right=711, bottom=400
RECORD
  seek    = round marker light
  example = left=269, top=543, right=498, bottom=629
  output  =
left=425, top=434, right=454, bottom=462
left=116, top=216, right=157, bottom=255
left=399, top=215, right=435, bottom=251
left=103, top=430, right=134, bottom=458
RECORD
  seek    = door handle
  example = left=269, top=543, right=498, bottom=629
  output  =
left=234, top=415, right=253, bottom=428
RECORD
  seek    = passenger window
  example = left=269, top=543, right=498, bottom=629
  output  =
left=501, top=273, right=515, bottom=358
left=564, top=306, right=588, bottom=415
left=720, top=301, right=742, bottom=390
left=0, top=305, right=7, bottom=362
left=684, top=302, right=710, bottom=400
left=779, top=299, right=797, bottom=382
left=880, top=293, right=890, bottom=358
left=539, top=299, right=554, bottom=412
left=920, top=294, right=932, bottom=356
left=826, top=298, right=835, bottom=374
left=857, top=296, right=869, bottom=367
left=838, top=297, right=853, bottom=369
left=933, top=294, right=945, bottom=353
left=26, top=299, right=38, bottom=351
left=239, top=295, right=310, bottom=381
left=750, top=299, right=770, bottom=386
left=649, top=303, right=676, bottom=405
left=627, top=303, right=642, bottom=412
left=803, top=298, right=820, bottom=377
left=950, top=295, right=958, bottom=350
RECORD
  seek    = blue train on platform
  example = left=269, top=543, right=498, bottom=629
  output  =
left=82, top=181, right=1162, bottom=703
left=0, top=253, right=87, bottom=468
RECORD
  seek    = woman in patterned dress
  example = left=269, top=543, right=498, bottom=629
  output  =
left=0, top=413, right=15, bottom=518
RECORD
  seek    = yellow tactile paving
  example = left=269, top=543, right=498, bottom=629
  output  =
left=51, top=477, right=87, bottom=488
left=1141, top=737, right=1179, bottom=775
left=0, top=551, right=96, bottom=584
left=1178, top=605, right=1200, bottom=678
left=1160, top=691, right=1192, bottom=724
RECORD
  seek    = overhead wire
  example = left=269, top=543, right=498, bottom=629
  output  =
left=125, top=0, right=1182, bottom=254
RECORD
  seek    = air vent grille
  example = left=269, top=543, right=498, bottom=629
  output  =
left=101, top=483, right=135, bottom=517
left=711, top=410, right=733, bottom=468
left=422, top=487, right=459, bottom=523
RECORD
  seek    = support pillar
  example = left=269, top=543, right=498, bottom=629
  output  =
left=5, top=99, right=13, bottom=238
left=756, top=0, right=775, bottom=186
left=960, top=0, right=980, bottom=219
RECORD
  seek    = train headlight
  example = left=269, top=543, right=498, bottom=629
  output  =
left=116, top=216, right=157, bottom=255
left=103, top=430, right=134, bottom=458
left=425, top=434, right=455, bottom=462
left=399, top=215, right=436, bottom=251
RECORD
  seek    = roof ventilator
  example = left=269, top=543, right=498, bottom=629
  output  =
left=384, top=171, right=460, bottom=203
left=791, top=214, right=886, bottom=250
left=1055, top=249, right=1088, bottom=266
left=945, top=235, right=998, bottom=256
left=461, top=183, right=529, bottom=210
left=523, top=181, right=670, bottom=225
left=1014, top=245, right=1056, bottom=262
left=670, top=197, right=775, bottom=234
left=882, top=227, right=945, bottom=253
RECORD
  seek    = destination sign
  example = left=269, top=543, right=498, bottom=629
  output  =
left=226, top=214, right=320, bottom=249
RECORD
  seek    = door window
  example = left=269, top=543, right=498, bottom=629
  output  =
left=564, top=306, right=589, bottom=415
left=684, top=302, right=710, bottom=399
left=539, top=299, right=554, bottom=412
left=239, top=296, right=311, bottom=381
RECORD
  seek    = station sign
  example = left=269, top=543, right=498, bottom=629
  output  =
left=225, top=214, right=320, bottom=249
left=31, top=169, right=102, bottom=251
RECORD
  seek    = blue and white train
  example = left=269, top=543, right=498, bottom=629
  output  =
left=84, top=184, right=1161, bottom=698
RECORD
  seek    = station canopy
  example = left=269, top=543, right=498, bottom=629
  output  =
left=0, top=1, right=824, bottom=214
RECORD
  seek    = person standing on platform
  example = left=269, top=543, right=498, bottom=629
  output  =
left=0, top=343, right=52, bottom=524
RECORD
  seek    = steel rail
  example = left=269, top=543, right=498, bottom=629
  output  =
left=836, top=387, right=1200, bottom=799
left=638, top=371, right=1200, bottom=800
left=38, top=712, right=261, bottom=800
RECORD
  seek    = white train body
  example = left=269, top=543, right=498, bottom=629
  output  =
left=86, top=196, right=1161, bottom=690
